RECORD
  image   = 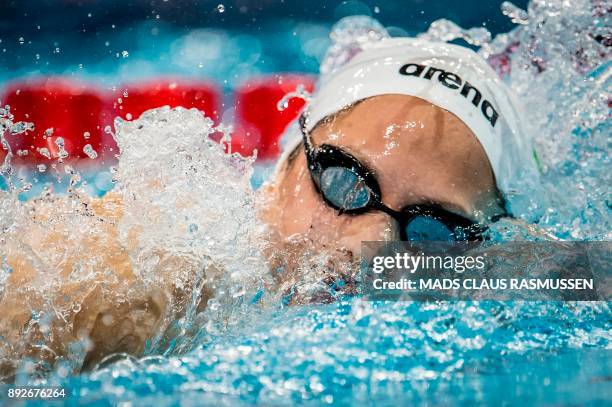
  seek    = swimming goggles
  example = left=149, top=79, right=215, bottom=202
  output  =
left=299, top=114, right=491, bottom=242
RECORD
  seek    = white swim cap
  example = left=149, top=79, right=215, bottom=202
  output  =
left=294, top=37, right=539, bottom=195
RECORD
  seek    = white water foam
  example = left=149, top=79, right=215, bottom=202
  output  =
left=0, top=107, right=271, bottom=378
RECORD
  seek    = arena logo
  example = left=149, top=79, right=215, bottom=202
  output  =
left=399, top=63, right=499, bottom=128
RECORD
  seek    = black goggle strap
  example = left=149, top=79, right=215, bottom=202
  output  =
left=299, top=113, right=317, bottom=166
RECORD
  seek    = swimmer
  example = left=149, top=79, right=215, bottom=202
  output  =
left=261, top=38, right=537, bottom=301
left=0, top=37, right=538, bottom=377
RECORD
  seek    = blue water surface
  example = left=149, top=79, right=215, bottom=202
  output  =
left=18, top=300, right=610, bottom=406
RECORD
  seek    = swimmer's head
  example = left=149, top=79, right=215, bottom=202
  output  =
left=262, top=38, right=539, bottom=255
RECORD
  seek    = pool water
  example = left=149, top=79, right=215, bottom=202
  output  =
left=45, top=301, right=611, bottom=406
left=1, top=0, right=611, bottom=405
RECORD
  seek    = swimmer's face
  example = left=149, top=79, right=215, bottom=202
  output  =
left=262, top=94, right=503, bottom=256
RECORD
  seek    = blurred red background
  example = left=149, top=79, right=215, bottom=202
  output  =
left=1, top=74, right=315, bottom=168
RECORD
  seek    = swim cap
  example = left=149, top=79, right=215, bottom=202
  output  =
left=291, top=37, right=539, bottom=195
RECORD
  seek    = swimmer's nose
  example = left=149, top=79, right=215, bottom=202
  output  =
left=337, top=211, right=400, bottom=254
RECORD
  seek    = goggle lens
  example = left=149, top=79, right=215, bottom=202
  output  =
left=404, top=216, right=455, bottom=241
left=320, top=166, right=371, bottom=210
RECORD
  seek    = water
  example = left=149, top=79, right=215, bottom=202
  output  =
left=58, top=302, right=610, bottom=405
left=0, top=0, right=610, bottom=405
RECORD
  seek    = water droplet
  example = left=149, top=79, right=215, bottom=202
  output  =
left=55, top=137, right=69, bottom=160
left=36, top=147, right=50, bottom=159
left=56, top=365, right=70, bottom=378
left=37, top=164, right=47, bottom=172
left=501, top=1, right=529, bottom=25
left=83, top=144, right=98, bottom=159
left=83, top=131, right=90, bottom=139
left=419, top=18, right=491, bottom=46
left=231, top=285, right=246, bottom=298
left=102, top=313, right=114, bottom=326
left=18, top=37, right=24, bottom=45
left=19, top=183, right=32, bottom=193
left=121, top=50, right=129, bottom=58
left=276, top=84, right=311, bottom=111
left=208, top=298, right=220, bottom=311
left=216, top=4, right=225, bottom=13
left=10, top=121, right=32, bottom=135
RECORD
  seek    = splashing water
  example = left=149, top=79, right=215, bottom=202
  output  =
left=418, top=19, right=492, bottom=46
left=0, top=107, right=271, bottom=380
left=0, top=104, right=34, bottom=190
left=501, top=1, right=530, bottom=25
left=320, top=15, right=389, bottom=76
left=483, top=0, right=610, bottom=240
left=82, top=144, right=97, bottom=159
left=0, top=1, right=610, bottom=404
left=276, top=84, right=312, bottom=112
